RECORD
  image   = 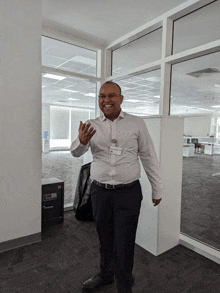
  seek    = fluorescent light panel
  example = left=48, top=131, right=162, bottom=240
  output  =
left=61, top=89, right=78, bottom=93
left=43, top=74, right=66, bottom=81
left=85, top=93, right=96, bottom=97
left=126, top=99, right=143, bottom=103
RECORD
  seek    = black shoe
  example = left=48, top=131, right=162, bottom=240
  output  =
left=82, top=274, right=114, bottom=292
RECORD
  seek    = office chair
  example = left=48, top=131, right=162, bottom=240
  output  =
left=191, top=138, right=201, bottom=152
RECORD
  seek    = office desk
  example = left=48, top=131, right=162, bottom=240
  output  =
left=204, top=144, right=214, bottom=155
left=183, top=144, right=194, bottom=157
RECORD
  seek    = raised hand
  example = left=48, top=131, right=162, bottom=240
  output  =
left=79, top=121, right=96, bottom=145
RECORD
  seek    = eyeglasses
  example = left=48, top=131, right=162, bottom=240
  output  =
left=98, top=94, right=120, bottom=99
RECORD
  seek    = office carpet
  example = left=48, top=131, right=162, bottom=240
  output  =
left=0, top=211, right=220, bottom=293
left=181, top=153, right=220, bottom=251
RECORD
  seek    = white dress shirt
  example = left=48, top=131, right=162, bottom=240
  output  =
left=70, top=110, right=163, bottom=199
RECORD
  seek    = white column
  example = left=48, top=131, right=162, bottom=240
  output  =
left=136, top=116, right=184, bottom=255
left=159, top=17, right=173, bottom=116
left=96, top=49, right=112, bottom=117
left=0, top=0, right=42, bottom=246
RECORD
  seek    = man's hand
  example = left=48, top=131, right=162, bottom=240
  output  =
left=79, top=121, right=96, bottom=145
left=152, top=198, right=162, bottom=206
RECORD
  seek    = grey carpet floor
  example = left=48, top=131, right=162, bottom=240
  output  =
left=181, top=153, right=220, bottom=251
left=0, top=211, right=220, bottom=293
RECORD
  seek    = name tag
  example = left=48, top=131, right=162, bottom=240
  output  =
left=110, top=146, right=122, bottom=155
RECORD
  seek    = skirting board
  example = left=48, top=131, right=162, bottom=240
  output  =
left=0, top=233, right=42, bottom=254
left=180, top=233, right=220, bottom=265
left=64, top=203, right=74, bottom=212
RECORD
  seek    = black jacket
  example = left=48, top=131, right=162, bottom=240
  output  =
left=73, top=162, right=94, bottom=221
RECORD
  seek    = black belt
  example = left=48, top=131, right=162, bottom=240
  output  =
left=92, top=179, right=139, bottom=189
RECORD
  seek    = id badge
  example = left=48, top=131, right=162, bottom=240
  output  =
left=110, top=146, right=122, bottom=155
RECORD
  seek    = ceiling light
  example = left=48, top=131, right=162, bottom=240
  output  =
left=85, top=93, right=96, bottom=97
left=61, top=89, right=78, bottom=93
left=153, top=95, right=172, bottom=98
left=126, top=99, right=142, bottom=103
left=211, top=105, right=220, bottom=108
left=196, top=107, right=213, bottom=112
left=43, top=74, right=66, bottom=80
left=215, top=84, right=220, bottom=88
left=68, top=98, right=79, bottom=101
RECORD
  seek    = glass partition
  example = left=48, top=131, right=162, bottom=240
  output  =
left=114, top=69, right=161, bottom=116
left=112, top=28, right=162, bottom=75
left=170, top=51, right=220, bottom=250
left=42, top=36, right=97, bottom=77
left=41, top=31, right=99, bottom=207
left=42, top=72, right=96, bottom=149
left=173, top=0, right=220, bottom=54
left=170, top=51, right=220, bottom=117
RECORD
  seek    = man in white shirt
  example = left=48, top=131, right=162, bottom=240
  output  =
left=70, top=81, right=162, bottom=293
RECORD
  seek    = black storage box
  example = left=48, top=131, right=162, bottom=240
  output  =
left=41, top=178, right=64, bottom=228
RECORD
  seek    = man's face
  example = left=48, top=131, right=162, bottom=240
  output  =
left=98, top=83, right=123, bottom=121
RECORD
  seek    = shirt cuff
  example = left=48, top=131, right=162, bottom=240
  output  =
left=152, top=188, right=163, bottom=200
left=70, top=137, right=89, bottom=157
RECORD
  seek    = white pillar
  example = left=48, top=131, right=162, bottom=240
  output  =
left=0, top=0, right=42, bottom=250
left=159, top=17, right=173, bottom=116
left=136, top=116, right=184, bottom=255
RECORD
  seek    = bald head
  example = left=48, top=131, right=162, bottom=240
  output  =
left=102, top=81, right=122, bottom=95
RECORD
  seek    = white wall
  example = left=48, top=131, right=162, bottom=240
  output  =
left=0, top=0, right=42, bottom=244
left=184, top=116, right=211, bottom=137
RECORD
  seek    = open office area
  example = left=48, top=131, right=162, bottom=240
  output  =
left=1, top=0, right=220, bottom=292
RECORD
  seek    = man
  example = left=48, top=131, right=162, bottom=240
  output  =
left=70, top=81, right=162, bottom=293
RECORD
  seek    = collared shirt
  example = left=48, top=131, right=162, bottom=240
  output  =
left=70, top=110, right=163, bottom=199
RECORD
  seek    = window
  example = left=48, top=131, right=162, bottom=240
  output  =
left=173, top=1, right=220, bottom=54
left=42, top=72, right=96, bottom=149
left=114, top=69, right=161, bottom=116
left=112, top=28, right=162, bottom=75
left=170, top=51, right=220, bottom=117
left=42, top=36, right=97, bottom=77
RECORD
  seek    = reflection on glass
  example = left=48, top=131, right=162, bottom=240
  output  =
left=114, top=69, right=161, bottom=116
left=112, top=28, right=162, bottom=75
left=42, top=72, right=96, bottom=109
left=42, top=36, right=97, bottom=77
left=42, top=72, right=96, bottom=149
left=48, top=106, right=95, bottom=150
left=170, top=51, right=220, bottom=250
left=170, top=51, right=220, bottom=118
left=173, top=1, right=220, bottom=54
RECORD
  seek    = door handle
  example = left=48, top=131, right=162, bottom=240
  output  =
left=43, top=206, right=54, bottom=209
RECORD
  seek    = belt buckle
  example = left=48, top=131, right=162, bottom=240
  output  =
left=105, top=183, right=115, bottom=189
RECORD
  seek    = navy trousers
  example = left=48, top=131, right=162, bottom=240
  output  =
left=90, top=180, right=143, bottom=292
